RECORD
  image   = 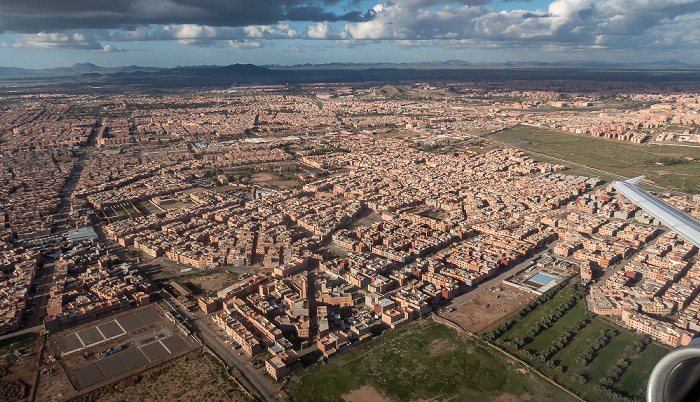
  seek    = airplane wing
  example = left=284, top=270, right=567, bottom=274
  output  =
left=626, top=175, right=645, bottom=185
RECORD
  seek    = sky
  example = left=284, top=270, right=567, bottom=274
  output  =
left=0, top=0, right=698, bottom=68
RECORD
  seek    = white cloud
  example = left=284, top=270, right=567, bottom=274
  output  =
left=96, top=44, right=126, bottom=52
left=305, top=22, right=330, bottom=39
left=225, top=39, right=263, bottom=49
left=165, top=24, right=217, bottom=39
left=243, top=23, right=298, bottom=39
left=336, top=0, right=700, bottom=57
left=5, top=30, right=116, bottom=50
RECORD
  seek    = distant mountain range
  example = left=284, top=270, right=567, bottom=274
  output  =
left=0, top=61, right=698, bottom=89
left=0, top=63, right=163, bottom=77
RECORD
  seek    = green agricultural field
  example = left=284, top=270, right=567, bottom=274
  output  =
left=520, top=302, right=588, bottom=353
left=546, top=317, right=618, bottom=372
left=487, top=125, right=700, bottom=193
left=491, top=282, right=671, bottom=401
left=581, top=332, right=638, bottom=384
left=136, top=201, right=159, bottom=215
left=615, top=343, right=670, bottom=395
left=291, top=318, right=577, bottom=402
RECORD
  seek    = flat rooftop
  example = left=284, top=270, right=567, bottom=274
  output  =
left=66, top=226, right=98, bottom=242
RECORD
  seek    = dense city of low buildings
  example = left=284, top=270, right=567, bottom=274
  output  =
left=1, top=81, right=699, bottom=385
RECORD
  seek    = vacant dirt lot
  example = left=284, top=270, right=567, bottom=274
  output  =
left=187, top=272, right=238, bottom=296
left=73, top=352, right=247, bottom=402
left=251, top=173, right=274, bottom=182
left=342, top=385, right=391, bottom=402
left=268, top=179, right=298, bottom=188
left=445, top=285, right=535, bottom=333
left=0, top=335, right=38, bottom=402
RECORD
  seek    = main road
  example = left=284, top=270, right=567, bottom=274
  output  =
left=194, top=318, right=280, bottom=402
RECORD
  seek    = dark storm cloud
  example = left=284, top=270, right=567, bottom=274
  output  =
left=0, top=0, right=366, bottom=33
left=285, top=6, right=374, bottom=22
left=3, top=0, right=699, bottom=57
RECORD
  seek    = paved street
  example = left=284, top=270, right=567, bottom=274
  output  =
left=196, top=322, right=280, bottom=402
left=158, top=290, right=280, bottom=402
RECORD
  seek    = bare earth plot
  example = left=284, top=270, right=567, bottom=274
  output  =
left=342, top=385, right=391, bottom=402
left=187, top=271, right=238, bottom=295
left=251, top=173, right=274, bottom=182
left=446, top=285, right=535, bottom=333
left=0, top=335, right=38, bottom=401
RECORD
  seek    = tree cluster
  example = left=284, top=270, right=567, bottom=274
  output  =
left=654, top=157, right=689, bottom=166
left=480, top=282, right=585, bottom=343
left=624, top=334, right=652, bottom=356
left=593, top=385, right=643, bottom=402
left=600, top=358, right=630, bottom=386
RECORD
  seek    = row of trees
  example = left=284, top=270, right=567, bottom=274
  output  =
left=542, top=332, right=573, bottom=360
left=571, top=374, right=587, bottom=385
left=478, top=280, right=651, bottom=401
left=575, top=329, right=616, bottom=366
left=480, top=282, right=569, bottom=342
left=625, top=334, right=652, bottom=356
left=593, top=334, right=653, bottom=400
left=515, top=319, right=589, bottom=370
left=493, top=337, right=524, bottom=352
left=524, top=290, right=586, bottom=339
left=600, top=358, right=630, bottom=386
left=593, top=385, right=644, bottom=402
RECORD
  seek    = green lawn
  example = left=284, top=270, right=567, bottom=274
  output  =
left=292, top=319, right=577, bottom=402
left=489, top=125, right=700, bottom=193
left=136, top=201, right=158, bottom=215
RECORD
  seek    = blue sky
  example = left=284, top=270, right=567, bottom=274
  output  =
left=0, top=0, right=698, bottom=68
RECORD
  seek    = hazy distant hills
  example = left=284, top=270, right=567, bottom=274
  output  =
left=0, top=61, right=699, bottom=89
left=0, top=62, right=163, bottom=79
